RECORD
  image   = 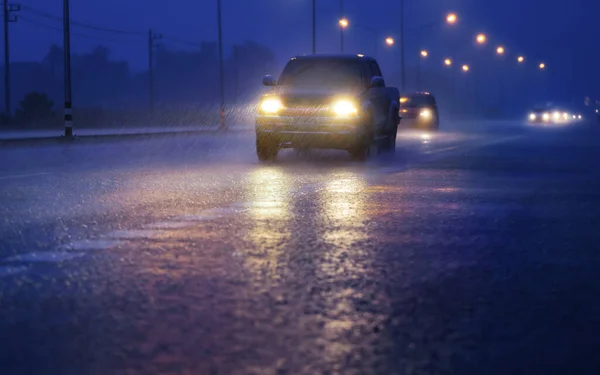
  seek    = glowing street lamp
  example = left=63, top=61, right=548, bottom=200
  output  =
left=462, top=64, right=469, bottom=72
left=539, top=62, right=546, bottom=69
left=476, top=33, right=487, bottom=44
left=496, top=46, right=505, bottom=55
left=385, top=37, right=395, bottom=46
left=517, top=56, right=524, bottom=63
left=444, top=58, right=452, bottom=67
left=338, top=18, right=349, bottom=28
left=446, top=13, right=457, bottom=24
left=420, top=50, right=428, bottom=57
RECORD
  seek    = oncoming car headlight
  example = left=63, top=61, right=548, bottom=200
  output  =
left=542, top=113, right=550, bottom=121
left=259, top=98, right=284, bottom=114
left=529, top=113, right=536, bottom=121
left=420, top=109, right=432, bottom=118
left=332, top=99, right=358, bottom=116
left=552, top=111, right=561, bottom=120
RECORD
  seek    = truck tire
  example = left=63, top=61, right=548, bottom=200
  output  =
left=429, top=116, right=440, bottom=131
left=348, top=112, right=374, bottom=161
left=381, top=110, right=399, bottom=152
left=384, top=124, right=398, bottom=152
left=256, top=134, right=278, bottom=161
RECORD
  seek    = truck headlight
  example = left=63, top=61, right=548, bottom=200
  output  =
left=420, top=109, right=432, bottom=118
left=529, top=113, right=536, bottom=120
left=332, top=100, right=358, bottom=116
left=260, top=98, right=284, bottom=114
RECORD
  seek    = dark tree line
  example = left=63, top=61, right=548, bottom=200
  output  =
left=0, top=40, right=276, bottom=125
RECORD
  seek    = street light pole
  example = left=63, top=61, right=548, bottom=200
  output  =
left=312, top=0, right=316, bottom=54
left=417, top=58, right=421, bottom=91
left=217, top=0, right=226, bottom=130
left=417, top=50, right=427, bottom=91
left=63, top=0, right=73, bottom=138
left=339, top=0, right=344, bottom=53
left=233, top=44, right=239, bottom=105
left=147, top=29, right=162, bottom=111
left=400, top=0, right=405, bottom=92
left=148, top=30, right=154, bottom=111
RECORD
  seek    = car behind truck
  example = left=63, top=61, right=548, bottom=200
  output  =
left=255, top=54, right=400, bottom=161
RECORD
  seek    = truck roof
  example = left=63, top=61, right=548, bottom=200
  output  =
left=290, top=54, right=377, bottom=62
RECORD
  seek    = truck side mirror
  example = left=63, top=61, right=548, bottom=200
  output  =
left=370, top=76, right=385, bottom=88
left=263, top=75, right=277, bottom=86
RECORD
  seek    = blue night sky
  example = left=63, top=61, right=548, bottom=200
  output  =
left=8, top=0, right=600, bottom=101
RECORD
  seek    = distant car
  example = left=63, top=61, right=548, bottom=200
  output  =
left=528, top=108, right=576, bottom=125
left=399, top=92, right=440, bottom=131
left=255, top=54, right=401, bottom=161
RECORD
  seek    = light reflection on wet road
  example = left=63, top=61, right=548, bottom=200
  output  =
left=1, top=122, right=600, bottom=374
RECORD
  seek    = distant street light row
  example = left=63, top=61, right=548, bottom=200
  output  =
left=334, top=9, right=548, bottom=92
left=337, top=11, right=458, bottom=55
left=474, top=33, right=546, bottom=69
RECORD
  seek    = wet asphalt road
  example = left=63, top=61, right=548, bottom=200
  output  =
left=1, top=120, right=600, bottom=375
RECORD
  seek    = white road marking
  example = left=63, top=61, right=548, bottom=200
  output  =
left=145, top=221, right=192, bottom=229
left=203, top=206, right=248, bottom=215
left=63, top=239, right=124, bottom=251
left=177, top=214, right=222, bottom=221
left=423, top=145, right=461, bottom=155
left=0, top=265, right=28, bottom=278
left=5, top=252, right=84, bottom=263
left=105, top=230, right=164, bottom=239
left=0, top=172, right=51, bottom=180
left=178, top=206, right=248, bottom=222
left=229, top=202, right=254, bottom=208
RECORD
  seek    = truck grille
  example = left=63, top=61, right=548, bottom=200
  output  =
left=280, top=107, right=331, bottom=117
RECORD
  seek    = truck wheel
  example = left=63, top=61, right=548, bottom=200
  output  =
left=348, top=114, right=374, bottom=161
left=430, top=116, right=440, bottom=131
left=381, top=113, right=399, bottom=152
left=386, top=124, right=397, bottom=152
left=348, top=142, right=370, bottom=161
left=256, top=134, right=278, bottom=161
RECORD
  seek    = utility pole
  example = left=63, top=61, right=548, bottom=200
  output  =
left=217, top=0, right=226, bottom=130
left=339, top=0, right=344, bottom=53
left=3, top=1, right=18, bottom=118
left=148, top=29, right=162, bottom=111
left=233, top=44, right=238, bottom=105
left=400, top=0, right=405, bottom=92
left=417, top=58, right=421, bottom=91
left=312, top=0, right=316, bottom=54
left=63, top=0, right=73, bottom=137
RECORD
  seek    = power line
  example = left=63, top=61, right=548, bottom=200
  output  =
left=19, top=5, right=202, bottom=48
left=20, top=4, right=143, bottom=35
left=18, top=15, right=141, bottom=44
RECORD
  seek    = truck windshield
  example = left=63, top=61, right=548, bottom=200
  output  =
left=278, top=59, right=362, bottom=88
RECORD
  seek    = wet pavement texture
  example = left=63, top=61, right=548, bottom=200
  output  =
left=1, top=121, right=600, bottom=374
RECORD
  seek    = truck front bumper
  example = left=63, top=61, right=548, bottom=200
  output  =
left=256, top=115, right=363, bottom=149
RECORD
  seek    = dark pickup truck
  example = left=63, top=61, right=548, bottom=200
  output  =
left=255, top=54, right=401, bottom=161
